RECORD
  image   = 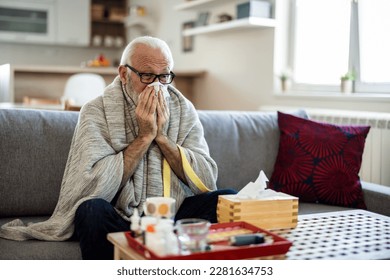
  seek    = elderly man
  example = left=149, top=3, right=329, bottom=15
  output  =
left=0, top=36, right=235, bottom=259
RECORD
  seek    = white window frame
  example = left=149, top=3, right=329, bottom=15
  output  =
left=289, top=0, right=390, bottom=94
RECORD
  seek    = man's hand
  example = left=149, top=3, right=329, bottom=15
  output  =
left=121, top=87, right=158, bottom=186
left=156, top=89, right=170, bottom=141
left=127, top=86, right=187, bottom=185
left=135, top=87, right=158, bottom=141
left=154, top=90, right=188, bottom=184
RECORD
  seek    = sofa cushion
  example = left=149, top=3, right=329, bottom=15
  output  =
left=0, top=109, right=78, bottom=217
left=0, top=216, right=81, bottom=260
left=269, top=111, right=370, bottom=209
left=298, top=202, right=351, bottom=215
left=361, top=181, right=390, bottom=217
left=198, top=110, right=308, bottom=191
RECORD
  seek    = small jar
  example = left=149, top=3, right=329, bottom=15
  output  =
left=158, top=221, right=179, bottom=255
left=145, top=224, right=166, bottom=256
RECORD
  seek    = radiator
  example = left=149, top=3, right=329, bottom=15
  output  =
left=260, top=106, right=390, bottom=187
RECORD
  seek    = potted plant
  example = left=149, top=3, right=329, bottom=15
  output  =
left=279, top=69, right=292, bottom=92
left=340, top=71, right=355, bottom=93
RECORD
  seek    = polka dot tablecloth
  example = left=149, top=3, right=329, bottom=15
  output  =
left=271, top=210, right=390, bottom=259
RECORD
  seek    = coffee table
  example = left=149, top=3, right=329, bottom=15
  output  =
left=107, top=232, right=145, bottom=260
left=107, top=209, right=390, bottom=260
left=271, top=209, right=390, bottom=260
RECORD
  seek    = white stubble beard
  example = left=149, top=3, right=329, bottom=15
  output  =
left=124, top=79, right=139, bottom=106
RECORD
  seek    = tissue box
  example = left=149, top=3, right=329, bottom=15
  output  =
left=217, top=193, right=298, bottom=230
left=237, top=1, right=271, bottom=19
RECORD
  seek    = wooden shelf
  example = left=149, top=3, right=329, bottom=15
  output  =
left=90, top=0, right=127, bottom=48
left=92, top=19, right=125, bottom=25
left=182, top=17, right=276, bottom=36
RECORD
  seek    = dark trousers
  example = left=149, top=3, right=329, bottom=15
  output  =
left=74, top=189, right=237, bottom=260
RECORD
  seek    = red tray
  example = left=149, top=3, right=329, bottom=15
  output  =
left=124, top=221, right=292, bottom=260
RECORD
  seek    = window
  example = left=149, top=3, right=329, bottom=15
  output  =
left=291, top=0, right=390, bottom=93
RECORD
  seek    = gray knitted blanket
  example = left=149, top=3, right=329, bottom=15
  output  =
left=0, top=77, right=217, bottom=241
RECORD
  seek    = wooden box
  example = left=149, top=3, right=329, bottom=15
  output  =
left=237, top=1, right=271, bottom=19
left=91, top=4, right=104, bottom=20
left=217, top=193, right=298, bottom=230
left=109, top=7, right=127, bottom=21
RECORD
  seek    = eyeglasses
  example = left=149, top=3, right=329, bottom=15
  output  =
left=125, top=64, right=175, bottom=85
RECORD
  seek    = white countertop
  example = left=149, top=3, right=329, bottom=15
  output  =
left=9, top=64, right=118, bottom=75
left=6, top=64, right=207, bottom=77
left=0, top=102, right=64, bottom=110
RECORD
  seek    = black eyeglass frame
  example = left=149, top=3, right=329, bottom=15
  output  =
left=125, top=64, right=175, bottom=85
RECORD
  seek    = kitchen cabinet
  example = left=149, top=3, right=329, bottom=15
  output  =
left=0, top=0, right=57, bottom=44
left=0, top=64, right=118, bottom=103
left=56, top=0, right=90, bottom=46
left=0, top=0, right=90, bottom=46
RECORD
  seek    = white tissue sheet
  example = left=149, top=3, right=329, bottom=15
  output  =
left=237, top=170, right=292, bottom=200
left=147, top=81, right=170, bottom=99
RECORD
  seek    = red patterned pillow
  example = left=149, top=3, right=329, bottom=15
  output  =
left=269, top=111, right=370, bottom=209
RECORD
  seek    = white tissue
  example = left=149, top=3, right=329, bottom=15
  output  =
left=238, top=170, right=268, bottom=197
left=147, top=81, right=170, bottom=99
left=237, top=170, right=284, bottom=199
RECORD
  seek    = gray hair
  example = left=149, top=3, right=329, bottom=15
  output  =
left=120, top=36, right=174, bottom=69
